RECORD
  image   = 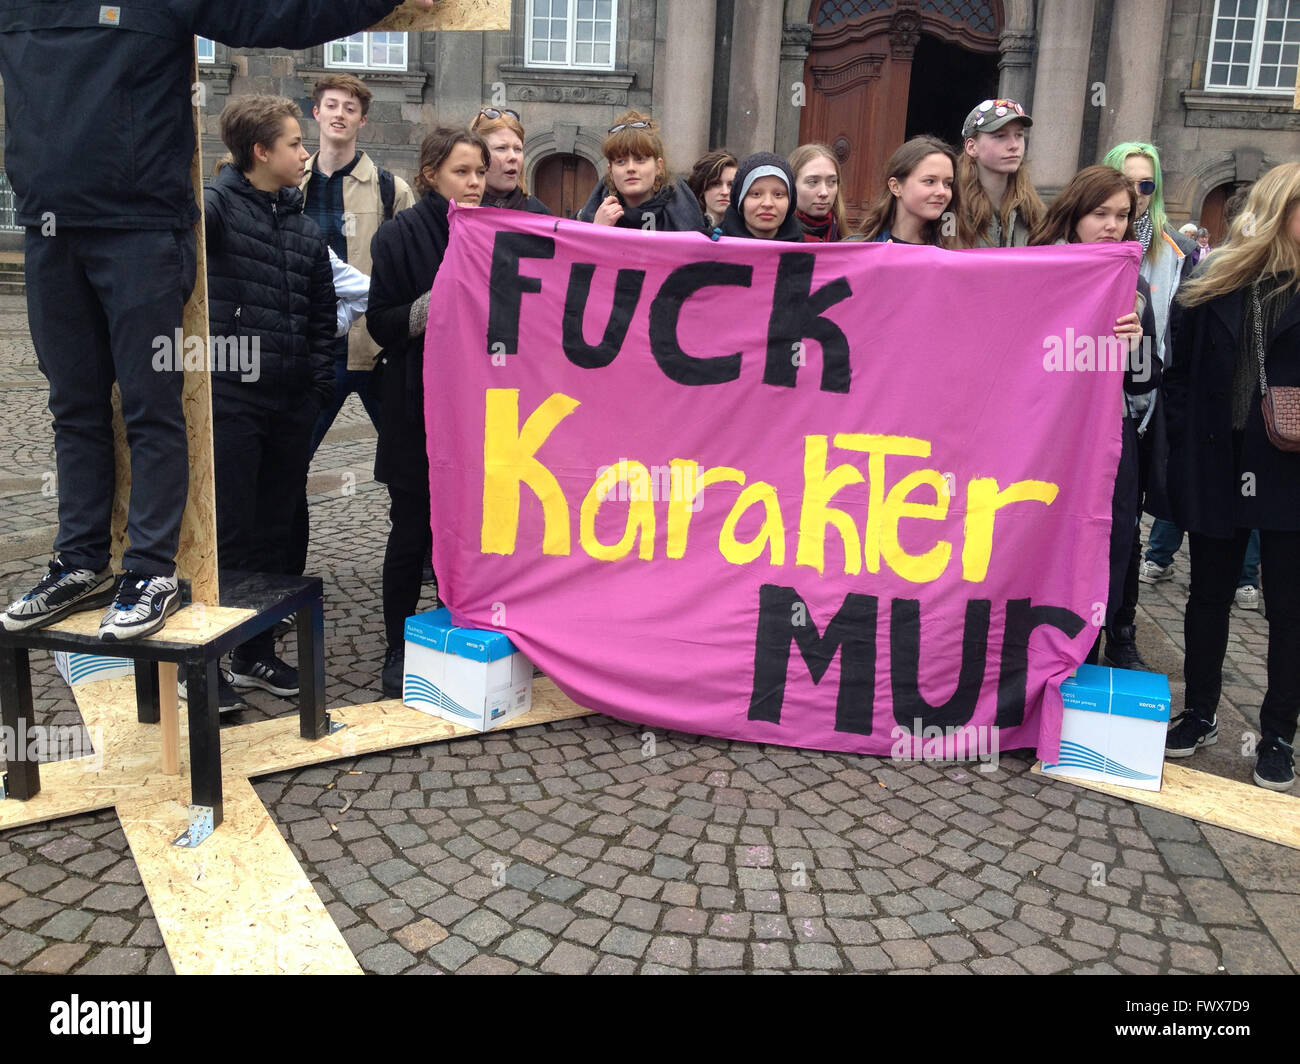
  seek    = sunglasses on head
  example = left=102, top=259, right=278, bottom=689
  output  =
left=608, top=120, right=651, bottom=134
left=473, top=107, right=519, bottom=127
left=1136, top=179, right=1156, bottom=196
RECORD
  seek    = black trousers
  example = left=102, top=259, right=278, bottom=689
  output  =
left=25, top=227, right=195, bottom=575
left=212, top=395, right=316, bottom=660
left=383, top=480, right=432, bottom=652
left=1186, top=528, right=1300, bottom=744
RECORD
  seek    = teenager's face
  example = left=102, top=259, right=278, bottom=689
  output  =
left=1122, top=153, right=1155, bottom=218
left=704, top=165, right=736, bottom=219
left=796, top=155, right=838, bottom=219
left=1075, top=190, right=1132, bottom=243
left=742, top=175, right=790, bottom=239
left=426, top=143, right=486, bottom=206
left=610, top=153, right=661, bottom=206
left=261, top=116, right=309, bottom=188
left=313, top=90, right=366, bottom=147
left=483, top=129, right=524, bottom=197
left=889, top=153, right=954, bottom=228
left=964, top=121, right=1027, bottom=176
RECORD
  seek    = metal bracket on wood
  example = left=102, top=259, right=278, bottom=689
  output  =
left=326, top=713, right=345, bottom=736
left=0, top=772, right=7, bottom=801
left=173, top=804, right=215, bottom=848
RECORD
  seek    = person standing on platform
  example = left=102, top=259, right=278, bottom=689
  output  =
left=0, top=0, right=427, bottom=640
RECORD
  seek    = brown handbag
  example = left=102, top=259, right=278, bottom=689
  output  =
left=1254, top=283, right=1300, bottom=452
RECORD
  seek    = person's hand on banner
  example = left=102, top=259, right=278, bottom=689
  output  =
left=593, top=195, right=624, bottom=226
left=1114, top=311, right=1143, bottom=353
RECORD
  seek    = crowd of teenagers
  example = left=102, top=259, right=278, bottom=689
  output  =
left=2, top=66, right=1297, bottom=792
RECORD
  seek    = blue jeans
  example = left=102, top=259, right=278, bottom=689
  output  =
left=308, top=354, right=381, bottom=456
left=1147, top=520, right=1260, bottom=587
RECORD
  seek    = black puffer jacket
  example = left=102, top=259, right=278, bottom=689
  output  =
left=203, top=165, right=335, bottom=410
left=577, top=178, right=708, bottom=233
left=367, top=191, right=452, bottom=492
left=0, top=0, right=402, bottom=228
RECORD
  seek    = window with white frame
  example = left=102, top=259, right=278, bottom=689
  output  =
left=526, top=0, right=617, bottom=69
left=1205, top=0, right=1300, bottom=92
left=325, top=32, right=408, bottom=71
left=196, top=36, right=215, bottom=64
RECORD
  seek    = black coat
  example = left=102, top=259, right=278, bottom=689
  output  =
left=0, top=0, right=401, bottom=229
left=203, top=166, right=335, bottom=410
left=1164, top=284, right=1300, bottom=536
left=577, top=179, right=708, bottom=233
left=367, top=192, right=452, bottom=491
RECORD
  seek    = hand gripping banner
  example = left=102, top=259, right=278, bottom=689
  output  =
left=425, top=206, right=1141, bottom=763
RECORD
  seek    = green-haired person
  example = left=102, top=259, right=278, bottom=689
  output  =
left=1099, top=141, right=1199, bottom=672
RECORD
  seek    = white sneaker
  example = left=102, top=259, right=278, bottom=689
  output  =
left=1138, top=560, right=1174, bottom=584
left=1235, top=585, right=1262, bottom=611
left=0, top=558, right=115, bottom=632
left=98, top=572, right=180, bottom=641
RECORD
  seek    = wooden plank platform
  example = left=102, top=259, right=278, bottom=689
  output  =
left=118, top=778, right=361, bottom=975
left=44, top=603, right=256, bottom=645
left=0, top=672, right=595, bottom=973
left=371, top=0, right=509, bottom=31
left=1034, top=761, right=1300, bottom=851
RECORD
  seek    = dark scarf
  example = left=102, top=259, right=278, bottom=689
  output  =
left=795, top=209, right=838, bottom=242
left=482, top=186, right=527, bottom=211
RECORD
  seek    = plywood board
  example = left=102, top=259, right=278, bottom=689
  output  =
left=228, top=678, right=594, bottom=779
left=1034, top=761, right=1300, bottom=851
left=118, top=778, right=360, bottom=975
left=45, top=603, right=256, bottom=645
left=370, top=0, right=509, bottom=31
left=0, top=677, right=592, bottom=829
left=110, top=52, right=219, bottom=605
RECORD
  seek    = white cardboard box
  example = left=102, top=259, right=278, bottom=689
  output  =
left=403, top=608, right=532, bottom=732
left=1041, top=664, right=1171, bottom=791
left=53, top=651, right=134, bottom=688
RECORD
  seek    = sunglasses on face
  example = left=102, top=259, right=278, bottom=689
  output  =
left=1136, top=179, right=1156, bottom=196
left=473, top=107, right=519, bottom=127
left=608, top=120, right=651, bottom=134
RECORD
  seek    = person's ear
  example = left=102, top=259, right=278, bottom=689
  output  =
left=421, top=165, right=439, bottom=193
left=312, top=107, right=322, bottom=123
left=254, top=141, right=272, bottom=165
left=887, top=177, right=901, bottom=198
left=963, top=137, right=978, bottom=158
left=656, top=158, right=665, bottom=178
left=358, top=114, right=367, bottom=129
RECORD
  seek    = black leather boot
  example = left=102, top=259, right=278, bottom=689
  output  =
left=1103, top=625, right=1149, bottom=670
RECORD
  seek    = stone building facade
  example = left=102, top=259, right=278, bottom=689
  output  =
left=1, top=0, right=1297, bottom=239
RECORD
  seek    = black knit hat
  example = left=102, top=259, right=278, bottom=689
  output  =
left=731, top=151, right=795, bottom=204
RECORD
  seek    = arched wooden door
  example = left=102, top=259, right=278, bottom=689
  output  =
left=800, top=0, right=1002, bottom=225
left=533, top=153, right=599, bottom=220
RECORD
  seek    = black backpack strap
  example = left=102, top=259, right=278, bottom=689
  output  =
left=379, top=167, right=396, bottom=222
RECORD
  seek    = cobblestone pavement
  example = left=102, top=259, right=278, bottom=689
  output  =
left=1, top=293, right=1297, bottom=976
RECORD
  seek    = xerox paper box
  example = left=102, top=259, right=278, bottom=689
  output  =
left=53, top=651, right=134, bottom=688
left=403, top=608, right=532, bottom=731
left=1041, top=664, right=1171, bottom=791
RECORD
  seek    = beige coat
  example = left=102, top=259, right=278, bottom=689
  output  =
left=301, top=150, right=415, bottom=371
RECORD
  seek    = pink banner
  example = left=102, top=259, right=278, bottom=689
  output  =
left=425, top=206, right=1141, bottom=763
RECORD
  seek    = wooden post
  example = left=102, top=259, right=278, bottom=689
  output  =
left=159, top=663, right=181, bottom=775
